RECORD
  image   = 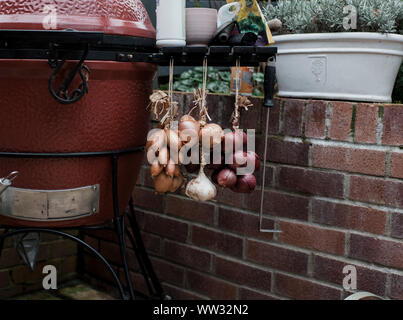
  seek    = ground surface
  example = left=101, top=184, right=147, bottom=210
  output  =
left=14, top=280, right=115, bottom=300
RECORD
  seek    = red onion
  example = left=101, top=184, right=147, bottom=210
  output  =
left=247, top=151, right=261, bottom=172
left=222, top=130, right=247, bottom=154
left=231, top=174, right=256, bottom=193
left=217, top=168, right=237, bottom=188
left=229, top=151, right=248, bottom=170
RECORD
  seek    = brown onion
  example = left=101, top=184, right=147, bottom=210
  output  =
left=217, top=168, right=237, bottom=188
left=150, top=160, right=163, bottom=177
left=158, top=147, right=169, bottom=166
left=169, top=174, right=184, bottom=193
left=146, top=129, right=166, bottom=151
left=222, top=130, right=247, bottom=154
left=231, top=174, right=256, bottom=193
left=154, top=172, right=173, bottom=194
left=199, top=123, right=224, bottom=149
left=179, top=115, right=201, bottom=145
left=165, top=158, right=176, bottom=177
left=174, top=165, right=181, bottom=177
left=165, top=129, right=182, bottom=152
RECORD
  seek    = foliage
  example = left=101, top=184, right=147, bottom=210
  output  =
left=162, top=67, right=265, bottom=96
left=173, top=67, right=232, bottom=94
left=263, top=0, right=403, bottom=34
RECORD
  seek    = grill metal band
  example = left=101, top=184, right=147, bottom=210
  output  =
left=0, top=184, right=100, bottom=221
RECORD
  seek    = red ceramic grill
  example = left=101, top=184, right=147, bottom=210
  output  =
left=0, top=0, right=157, bottom=228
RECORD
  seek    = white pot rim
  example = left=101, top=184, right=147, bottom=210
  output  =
left=273, top=32, right=403, bottom=43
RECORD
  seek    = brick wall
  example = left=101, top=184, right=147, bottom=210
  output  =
left=83, top=93, right=403, bottom=300
left=0, top=231, right=78, bottom=299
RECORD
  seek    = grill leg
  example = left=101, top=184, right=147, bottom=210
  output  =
left=112, top=155, right=135, bottom=300
left=127, top=197, right=170, bottom=300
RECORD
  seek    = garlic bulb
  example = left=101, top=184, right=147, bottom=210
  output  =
left=185, top=169, right=217, bottom=202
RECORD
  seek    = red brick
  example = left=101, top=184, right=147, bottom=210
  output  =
left=84, top=229, right=118, bottom=244
left=142, top=166, right=155, bottom=188
left=163, top=283, right=207, bottom=300
left=0, top=270, right=8, bottom=288
left=313, top=255, right=387, bottom=296
left=382, top=105, right=403, bottom=146
left=0, top=248, right=21, bottom=268
left=354, top=103, right=378, bottom=143
left=150, top=257, right=185, bottom=286
left=187, top=271, right=237, bottom=300
left=390, top=153, right=403, bottom=179
left=313, top=145, right=386, bottom=176
left=247, top=240, right=308, bottom=275
left=283, top=99, right=305, bottom=136
left=349, top=234, right=403, bottom=269
left=163, top=241, right=211, bottom=272
left=141, top=232, right=161, bottom=254
left=278, top=166, right=344, bottom=198
left=215, top=257, right=271, bottom=291
left=166, top=195, right=215, bottom=226
left=11, top=260, right=62, bottom=285
left=305, top=100, right=327, bottom=139
left=390, top=274, right=403, bottom=300
left=391, top=212, right=403, bottom=239
left=48, top=240, right=77, bottom=259
left=218, top=208, right=275, bottom=241
left=329, top=102, right=353, bottom=141
left=312, top=199, right=387, bottom=235
left=133, top=187, right=164, bottom=212
left=215, top=187, right=244, bottom=207
left=143, top=212, right=188, bottom=242
left=254, top=165, right=274, bottom=188
left=246, top=190, right=309, bottom=221
left=129, top=271, right=149, bottom=296
left=267, top=138, right=310, bottom=166
left=263, top=98, right=282, bottom=135
left=99, top=240, right=138, bottom=269
left=274, top=273, right=341, bottom=300
left=192, top=226, right=243, bottom=258
left=241, top=97, right=262, bottom=133
left=278, top=221, right=345, bottom=255
left=239, top=288, right=278, bottom=300
left=349, top=175, right=403, bottom=208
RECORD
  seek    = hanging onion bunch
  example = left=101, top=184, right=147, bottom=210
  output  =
left=209, top=129, right=260, bottom=194
left=147, top=128, right=184, bottom=194
left=147, top=58, right=185, bottom=195
left=183, top=76, right=223, bottom=202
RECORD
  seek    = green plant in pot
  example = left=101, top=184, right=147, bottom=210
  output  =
left=263, top=0, right=403, bottom=103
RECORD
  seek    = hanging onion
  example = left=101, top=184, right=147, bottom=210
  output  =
left=217, top=168, right=237, bottom=188
left=165, top=158, right=176, bottom=177
left=169, top=174, right=184, bottom=193
left=231, top=174, right=256, bottom=193
left=146, top=129, right=166, bottom=151
left=179, top=115, right=201, bottom=145
left=199, top=123, right=224, bottom=149
left=154, top=172, right=174, bottom=194
left=158, top=147, right=170, bottom=166
left=150, top=160, right=163, bottom=177
left=222, top=130, right=247, bottom=153
left=165, top=129, right=182, bottom=152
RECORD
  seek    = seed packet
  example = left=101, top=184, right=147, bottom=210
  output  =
left=226, top=0, right=274, bottom=46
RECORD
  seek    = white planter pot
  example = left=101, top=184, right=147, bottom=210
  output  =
left=273, top=33, right=403, bottom=103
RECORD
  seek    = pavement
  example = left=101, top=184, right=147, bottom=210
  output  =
left=14, top=280, right=115, bottom=300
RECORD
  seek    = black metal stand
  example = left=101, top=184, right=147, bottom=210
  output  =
left=0, top=148, right=169, bottom=301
